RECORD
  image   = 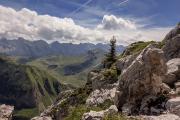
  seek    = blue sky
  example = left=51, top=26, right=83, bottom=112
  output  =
left=0, top=0, right=179, bottom=27
left=0, top=0, right=179, bottom=45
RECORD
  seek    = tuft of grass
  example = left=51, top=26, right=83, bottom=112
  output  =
left=64, top=105, right=103, bottom=120
left=104, top=113, right=139, bottom=120
left=101, top=65, right=119, bottom=83
left=64, top=105, right=138, bottom=120
left=64, top=105, right=88, bottom=120
left=14, top=108, right=38, bottom=120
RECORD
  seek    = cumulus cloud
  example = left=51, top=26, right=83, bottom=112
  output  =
left=0, top=5, right=104, bottom=43
left=0, top=5, right=172, bottom=45
left=97, top=15, right=137, bottom=30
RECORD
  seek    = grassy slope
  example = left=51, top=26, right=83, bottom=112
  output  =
left=118, top=41, right=164, bottom=59
left=0, top=57, right=61, bottom=119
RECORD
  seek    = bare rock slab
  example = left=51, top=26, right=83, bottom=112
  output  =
left=0, top=104, right=14, bottom=120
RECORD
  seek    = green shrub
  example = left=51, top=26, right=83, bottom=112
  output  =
left=102, top=67, right=118, bottom=82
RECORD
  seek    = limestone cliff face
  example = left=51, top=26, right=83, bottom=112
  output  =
left=114, top=23, right=180, bottom=116
left=115, top=44, right=167, bottom=114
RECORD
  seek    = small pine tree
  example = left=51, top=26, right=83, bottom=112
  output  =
left=103, top=36, right=117, bottom=68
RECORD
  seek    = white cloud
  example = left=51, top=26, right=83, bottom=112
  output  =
left=0, top=5, right=104, bottom=43
left=0, top=5, right=172, bottom=45
left=97, top=15, right=137, bottom=30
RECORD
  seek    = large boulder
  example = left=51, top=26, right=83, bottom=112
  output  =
left=164, top=58, right=180, bottom=86
left=115, top=44, right=167, bottom=114
left=163, top=23, right=180, bottom=60
left=166, top=97, right=180, bottom=116
left=0, top=104, right=14, bottom=120
left=167, top=58, right=180, bottom=76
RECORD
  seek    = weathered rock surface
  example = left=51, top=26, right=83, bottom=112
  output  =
left=85, top=67, right=118, bottom=107
left=87, top=71, right=117, bottom=90
left=163, top=23, right=180, bottom=60
left=163, top=23, right=180, bottom=42
left=82, top=105, right=118, bottom=120
left=86, top=83, right=117, bottom=106
left=164, top=58, right=180, bottom=87
left=167, top=58, right=180, bottom=75
left=31, top=116, right=52, bottom=120
left=116, top=53, right=138, bottom=72
left=115, top=44, right=167, bottom=114
left=140, top=114, right=180, bottom=120
left=82, top=110, right=104, bottom=120
left=166, top=97, right=180, bottom=116
left=0, top=104, right=14, bottom=120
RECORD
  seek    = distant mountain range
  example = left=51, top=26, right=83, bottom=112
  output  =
left=0, top=37, right=125, bottom=58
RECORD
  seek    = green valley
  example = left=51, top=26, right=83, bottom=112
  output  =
left=26, top=49, right=105, bottom=88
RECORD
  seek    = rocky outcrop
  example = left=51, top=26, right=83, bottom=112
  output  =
left=82, top=105, right=118, bottom=120
left=85, top=67, right=118, bottom=106
left=115, top=44, right=167, bottom=114
left=164, top=58, right=180, bottom=86
left=163, top=23, right=180, bottom=42
left=32, top=23, right=180, bottom=120
left=0, top=104, right=14, bottom=120
left=163, top=23, right=180, bottom=60
left=86, top=83, right=117, bottom=106
left=87, top=70, right=117, bottom=90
